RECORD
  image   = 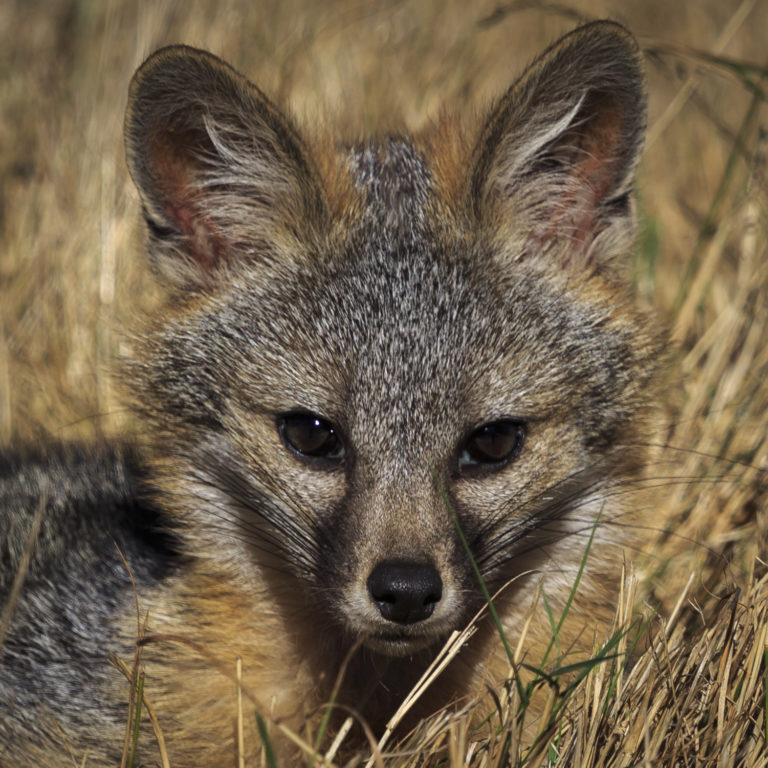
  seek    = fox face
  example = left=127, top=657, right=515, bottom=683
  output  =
left=124, top=22, right=662, bottom=666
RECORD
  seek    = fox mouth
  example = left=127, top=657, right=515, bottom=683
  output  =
left=363, top=629, right=443, bottom=657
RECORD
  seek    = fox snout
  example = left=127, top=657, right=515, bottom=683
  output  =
left=328, top=477, right=469, bottom=654
left=367, top=559, right=444, bottom=625
left=340, top=518, right=465, bottom=655
left=354, top=556, right=454, bottom=654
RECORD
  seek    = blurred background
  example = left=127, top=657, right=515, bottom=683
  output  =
left=0, top=0, right=766, bottom=605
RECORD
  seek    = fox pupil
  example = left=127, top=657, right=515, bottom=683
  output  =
left=458, top=420, right=526, bottom=473
left=279, top=412, right=345, bottom=462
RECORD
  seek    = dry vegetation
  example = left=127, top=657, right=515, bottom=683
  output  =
left=1, top=0, right=767, bottom=765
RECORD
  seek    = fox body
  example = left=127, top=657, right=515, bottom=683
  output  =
left=1, top=21, right=663, bottom=766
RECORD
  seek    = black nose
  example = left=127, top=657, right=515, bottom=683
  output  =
left=367, top=559, right=443, bottom=624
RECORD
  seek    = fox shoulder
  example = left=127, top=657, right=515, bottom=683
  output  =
left=0, top=444, right=182, bottom=765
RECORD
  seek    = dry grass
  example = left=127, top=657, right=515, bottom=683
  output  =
left=1, top=0, right=767, bottom=765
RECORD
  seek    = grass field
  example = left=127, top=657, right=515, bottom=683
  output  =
left=1, top=0, right=767, bottom=765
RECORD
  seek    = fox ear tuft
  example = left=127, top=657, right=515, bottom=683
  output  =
left=470, top=21, right=647, bottom=267
left=124, top=45, right=326, bottom=289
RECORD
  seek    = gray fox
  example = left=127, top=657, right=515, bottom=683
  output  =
left=0, top=20, right=663, bottom=766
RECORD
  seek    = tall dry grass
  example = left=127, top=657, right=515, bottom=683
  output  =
left=1, top=0, right=767, bottom=765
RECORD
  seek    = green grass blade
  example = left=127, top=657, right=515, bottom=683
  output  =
left=127, top=671, right=144, bottom=768
left=312, top=696, right=337, bottom=765
left=256, top=711, right=278, bottom=768
left=539, top=514, right=601, bottom=670
left=429, top=462, right=515, bottom=668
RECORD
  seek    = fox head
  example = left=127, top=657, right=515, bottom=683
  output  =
left=124, top=22, right=662, bottom=660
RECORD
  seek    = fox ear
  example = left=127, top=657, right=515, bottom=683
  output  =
left=470, top=21, right=646, bottom=269
left=124, top=45, right=326, bottom=289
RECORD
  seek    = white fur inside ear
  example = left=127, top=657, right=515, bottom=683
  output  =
left=200, top=112, right=293, bottom=196
left=471, top=23, right=647, bottom=266
left=495, top=93, right=586, bottom=187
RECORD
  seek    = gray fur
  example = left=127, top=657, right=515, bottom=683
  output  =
left=348, top=139, right=433, bottom=232
left=0, top=445, right=178, bottom=764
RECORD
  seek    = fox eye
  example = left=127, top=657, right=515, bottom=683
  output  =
left=278, top=412, right=345, bottom=466
left=458, top=420, right=525, bottom=475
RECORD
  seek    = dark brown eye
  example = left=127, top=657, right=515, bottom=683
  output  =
left=278, top=412, right=345, bottom=465
left=458, top=420, right=525, bottom=475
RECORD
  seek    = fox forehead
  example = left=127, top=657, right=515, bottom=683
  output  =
left=203, top=144, right=631, bottom=443
left=221, top=221, right=501, bottom=419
